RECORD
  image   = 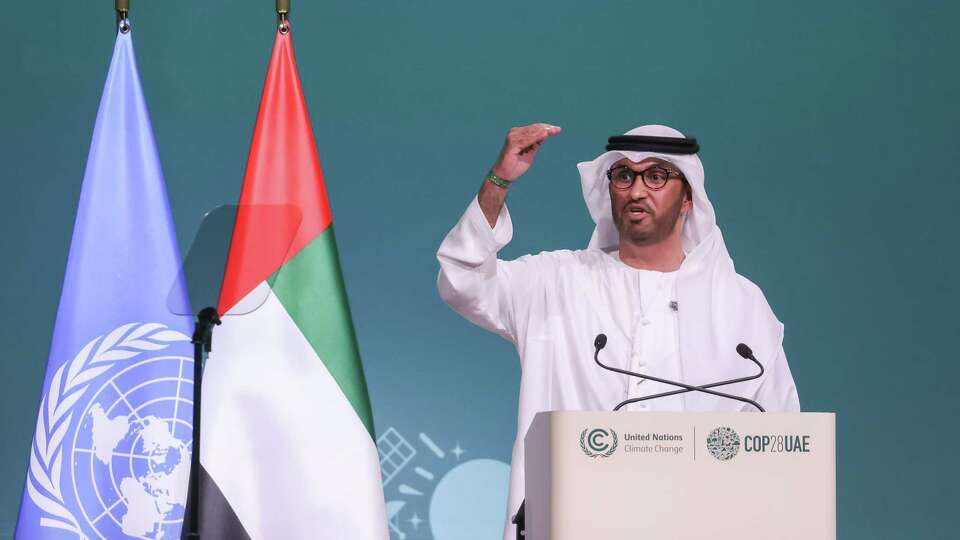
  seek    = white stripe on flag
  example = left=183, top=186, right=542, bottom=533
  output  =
left=201, top=282, right=388, bottom=539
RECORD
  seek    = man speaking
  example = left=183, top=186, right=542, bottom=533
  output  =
left=436, top=123, right=800, bottom=539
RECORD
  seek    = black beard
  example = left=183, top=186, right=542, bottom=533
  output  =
left=614, top=197, right=685, bottom=246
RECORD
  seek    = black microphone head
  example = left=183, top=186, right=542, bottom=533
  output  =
left=736, top=343, right=753, bottom=359
left=594, top=334, right=607, bottom=350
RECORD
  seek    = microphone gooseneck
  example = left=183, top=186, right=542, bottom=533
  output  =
left=614, top=346, right=765, bottom=410
left=594, top=337, right=766, bottom=412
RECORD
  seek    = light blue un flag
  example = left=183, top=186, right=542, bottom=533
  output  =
left=16, top=22, right=193, bottom=540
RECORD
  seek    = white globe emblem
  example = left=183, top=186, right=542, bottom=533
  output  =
left=70, top=355, right=193, bottom=539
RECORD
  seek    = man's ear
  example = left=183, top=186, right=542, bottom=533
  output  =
left=681, top=183, right=693, bottom=214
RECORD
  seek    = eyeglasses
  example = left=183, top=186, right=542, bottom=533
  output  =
left=606, top=165, right=684, bottom=191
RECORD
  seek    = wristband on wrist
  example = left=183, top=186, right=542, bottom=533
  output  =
left=486, top=171, right=513, bottom=189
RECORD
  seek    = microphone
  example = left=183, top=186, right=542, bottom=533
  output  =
left=615, top=342, right=765, bottom=410
left=593, top=334, right=765, bottom=412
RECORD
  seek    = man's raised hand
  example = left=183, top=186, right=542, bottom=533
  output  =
left=491, top=123, right=562, bottom=181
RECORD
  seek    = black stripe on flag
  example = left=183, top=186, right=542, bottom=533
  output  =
left=182, top=464, right=252, bottom=540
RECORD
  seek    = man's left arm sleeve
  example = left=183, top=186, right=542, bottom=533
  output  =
left=754, top=338, right=801, bottom=412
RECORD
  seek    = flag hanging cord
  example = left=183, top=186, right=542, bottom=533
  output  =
left=116, top=0, right=130, bottom=33
left=277, top=0, right=290, bottom=34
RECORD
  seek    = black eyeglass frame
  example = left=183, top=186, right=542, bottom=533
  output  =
left=605, top=165, right=686, bottom=191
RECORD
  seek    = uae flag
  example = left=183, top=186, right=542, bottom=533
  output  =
left=192, top=26, right=388, bottom=539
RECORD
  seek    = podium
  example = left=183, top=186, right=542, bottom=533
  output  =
left=524, top=411, right=835, bottom=539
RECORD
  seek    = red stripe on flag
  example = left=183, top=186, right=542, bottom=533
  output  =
left=219, top=29, right=332, bottom=314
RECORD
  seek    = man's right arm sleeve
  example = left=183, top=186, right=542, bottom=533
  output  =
left=436, top=196, right=532, bottom=344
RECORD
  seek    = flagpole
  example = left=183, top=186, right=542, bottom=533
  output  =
left=115, top=0, right=130, bottom=33
left=277, top=0, right=290, bottom=34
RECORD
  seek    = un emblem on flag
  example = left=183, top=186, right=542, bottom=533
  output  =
left=27, top=323, right=193, bottom=539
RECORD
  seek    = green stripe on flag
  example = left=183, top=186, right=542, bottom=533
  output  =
left=270, top=226, right=375, bottom=437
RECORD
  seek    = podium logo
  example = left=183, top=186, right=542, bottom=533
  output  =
left=706, top=426, right=741, bottom=461
left=579, top=428, right=618, bottom=458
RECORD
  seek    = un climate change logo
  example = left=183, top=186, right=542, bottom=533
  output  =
left=579, top=428, right=618, bottom=458
left=706, top=426, right=741, bottom=461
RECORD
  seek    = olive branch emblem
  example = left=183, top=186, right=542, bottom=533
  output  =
left=26, top=322, right=189, bottom=536
left=579, top=428, right=618, bottom=458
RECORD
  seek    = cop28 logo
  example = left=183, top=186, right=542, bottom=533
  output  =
left=706, top=426, right=741, bottom=461
left=579, top=428, right=618, bottom=458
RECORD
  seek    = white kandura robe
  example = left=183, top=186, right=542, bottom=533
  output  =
left=437, top=197, right=800, bottom=540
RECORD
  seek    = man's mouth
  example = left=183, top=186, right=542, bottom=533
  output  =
left=626, top=205, right=650, bottom=219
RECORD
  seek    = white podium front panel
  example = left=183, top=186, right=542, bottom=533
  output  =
left=525, top=411, right=835, bottom=540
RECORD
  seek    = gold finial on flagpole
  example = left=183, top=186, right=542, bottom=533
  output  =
left=116, top=0, right=130, bottom=33
left=277, top=0, right=290, bottom=34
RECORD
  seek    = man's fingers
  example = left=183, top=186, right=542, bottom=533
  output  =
left=528, top=125, right=562, bottom=146
left=508, top=124, right=562, bottom=153
left=508, top=123, right=561, bottom=143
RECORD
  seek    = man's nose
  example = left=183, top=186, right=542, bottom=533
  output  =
left=628, top=178, right=650, bottom=200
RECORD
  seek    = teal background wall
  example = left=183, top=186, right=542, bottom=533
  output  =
left=2, top=1, right=958, bottom=538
